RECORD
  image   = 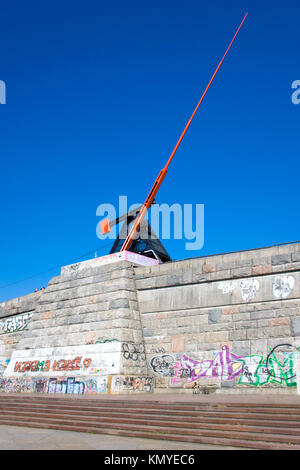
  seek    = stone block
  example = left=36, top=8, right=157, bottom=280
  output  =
left=291, top=317, right=300, bottom=336
left=230, top=267, right=252, bottom=278
left=202, top=263, right=216, bottom=274
left=143, top=329, right=154, bottom=337
left=171, top=335, right=185, bottom=352
left=271, top=254, right=292, bottom=266
left=208, top=308, right=222, bottom=324
left=40, top=311, right=54, bottom=320
left=166, top=275, right=182, bottom=286
left=85, top=330, right=99, bottom=344
left=292, top=252, right=300, bottom=262
left=232, top=341, right=250, bottom=356
left=267, top=326, right=291, bottom=338
left=222, top=306, right=239, bottom=315
left=269, top=317, right=290, bottom=327
left=252, top=264, right=272, bottom=275
left=108, top=299, right=130, bottom=310
left=229, top=330, right=247, bottom=341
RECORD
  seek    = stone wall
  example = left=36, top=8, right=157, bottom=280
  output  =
left=0, top=243, right=300, bottom=395
left=135, top=243, right=300, bottom=394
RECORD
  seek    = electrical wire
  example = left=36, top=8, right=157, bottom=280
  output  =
left=0, top=240, right=115, bottom=290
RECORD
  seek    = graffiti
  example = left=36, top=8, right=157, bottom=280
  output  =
left=48, top=377, right=85, bottom=394
left=218, top=281, right=237, bottom=295
left=96, top=338, right=120, bottom=344
left=150, top=354, right=175, bottom=376
left=124, top=376, right=153, bottom=392
left=34, top=379, right=48, bottom=393
left=170, top=361, right=192, bottom=385
left=88, top=367, right=108, bottom=375
left=111, top=376, right=153, bottom=393
left=85, top=377, right=108, bottom=394
left=265, top=344, right=297, bottom=386
left=150, top=345, right=166, bottom=354
left=237, top=355, right=269, bottom=386
left=14, top=360, right=51, bottom=373
left=240, top=279, right=259, bottom=301
left=0, top=376, right=109, bottom=394
left=69, top=263, right=80, bottom=272
left=0, top=377, right=48, bottom=393
left=272, top=275, right=295, bottom=299
left=150, top=355, right=193, bottom=379
left=13, top=356, right=92, bottom=374
left=150, top=344, right=300, bottom=388
left=0, top=313, right=33, bottom=334
left=180, top=346, right=244, bottom=382
left=52, top=357, right=92, bottom=371
left=122, top=343, right=146, bottom=362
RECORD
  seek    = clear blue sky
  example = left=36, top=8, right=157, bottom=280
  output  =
left=0, top=0, right=299, bottom=301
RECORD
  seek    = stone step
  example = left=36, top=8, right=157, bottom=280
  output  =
left=2, top=396, right=300, bottom=413
left=0, top=408, right=299, bottom=437
left=0, top=417, right=299, bottom=450
left=1, top=401, right=300, bottom=422
left=1, top=406, right=300, bottom=444
left=1, top=395, right=300, bottom=449
left=1, top=404, right=300, bottom=429
left=2, top=394, right=300, bottom=409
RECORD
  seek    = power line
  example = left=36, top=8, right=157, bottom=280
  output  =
left=0, top=241, right=115, bottom=290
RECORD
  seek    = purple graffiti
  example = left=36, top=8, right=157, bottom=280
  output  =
left=180, top=345, right=245, bottom=382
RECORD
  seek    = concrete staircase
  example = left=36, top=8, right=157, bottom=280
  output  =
left=0, top=395, right=300, bottom=450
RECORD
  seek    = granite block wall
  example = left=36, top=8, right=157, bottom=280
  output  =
left=1, top=242, right=300, bottom=395
left=134, top=243, right=300, bottom=394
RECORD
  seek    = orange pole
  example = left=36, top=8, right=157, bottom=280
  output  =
left=121, top=13, right=248, bottom=252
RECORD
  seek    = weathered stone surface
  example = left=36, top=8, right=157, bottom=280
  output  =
left=171, top=335, right=185, bottom=352
left=108, top=299, right=130, bottom=309
left=1, top=243, right=300, bottom=396
left=271, top=254, right=292, bottom=265
left=208, top=308, right=222, bottom=324
left=291, top=316, right=300, bottom=336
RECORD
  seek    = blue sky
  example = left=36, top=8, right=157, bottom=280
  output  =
left=0, top=0, right=299, bottom=301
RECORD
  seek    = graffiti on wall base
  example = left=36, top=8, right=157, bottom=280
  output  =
left=150, top=344, right=299, bottom=388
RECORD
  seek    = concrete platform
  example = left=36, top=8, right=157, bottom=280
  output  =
left=4, top=391, right=300, bottom=404
left=0, top=424, right=244, bottom=450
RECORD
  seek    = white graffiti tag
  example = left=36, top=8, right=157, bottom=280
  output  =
left=272, top=275, right=295, bottom=299
left=240, top=279, right=259, bottom=302
left=218, top=281, right=237, bottom=295
left=0, top=313, right=33, bottom=334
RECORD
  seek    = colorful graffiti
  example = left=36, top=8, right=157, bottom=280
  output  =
left=0, top=375, right=109, bottom=394
left=13, top=356, right=92, bottom=374
left=150, top=344, right=299, bottom=388
left=111, top=376, right=153, bottom=393
left=0, top=377, right=47, bottom=393
left=48, top=377, right=85, bottom=394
